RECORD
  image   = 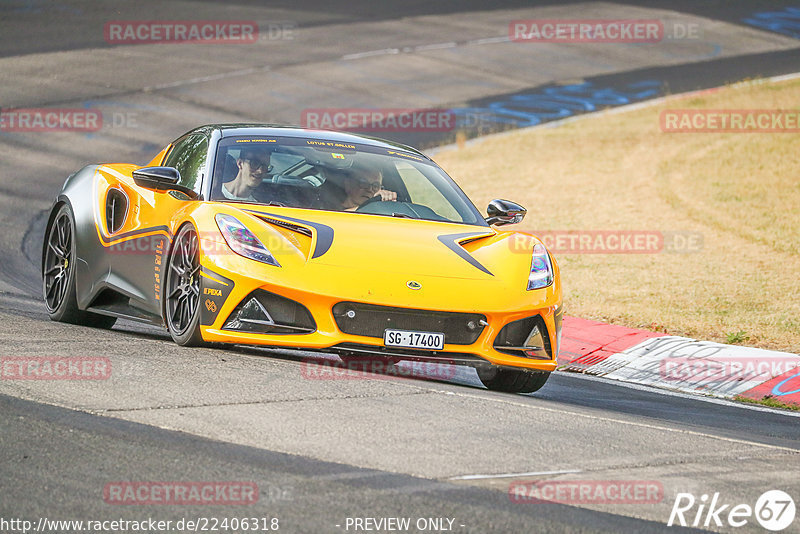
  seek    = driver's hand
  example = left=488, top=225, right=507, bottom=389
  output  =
left=376, top=189, right=397, bottom=202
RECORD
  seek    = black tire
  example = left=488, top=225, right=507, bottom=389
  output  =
left=477, top=366, right=550, bottom=394
left=42, top=204, right=117, bottom=328
left=164, top=224, right=204, bottom=346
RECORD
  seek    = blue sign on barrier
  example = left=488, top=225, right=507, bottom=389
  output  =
left=452, top=80, right=662, bottom=128
left=743, top=7, right=800, bottom=39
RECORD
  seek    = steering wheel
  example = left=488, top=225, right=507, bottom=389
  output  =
left=355, top=194, right=384, bottom=211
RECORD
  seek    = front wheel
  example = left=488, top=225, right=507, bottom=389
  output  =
left=477, top=366, right=550, bottom=394
left=164, top=224, right=203, bottom=346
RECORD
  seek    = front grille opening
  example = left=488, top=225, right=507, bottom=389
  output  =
left=493, top=315, right=552, bottom=359
left=332, top=302, right=486, bottom=345
left=223, top=290, right=315, bottom=334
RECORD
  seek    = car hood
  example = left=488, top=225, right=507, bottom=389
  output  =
left=228, top=205, right=535, bottom=281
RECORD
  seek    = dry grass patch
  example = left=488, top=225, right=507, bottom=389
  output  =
left=434, top=78, right=800, bottom=352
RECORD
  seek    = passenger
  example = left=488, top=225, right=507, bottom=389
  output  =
left=220, top=148, right=272, bottom=202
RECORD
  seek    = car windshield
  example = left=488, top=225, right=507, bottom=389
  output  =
left=210, top=135, right=486, bottom=225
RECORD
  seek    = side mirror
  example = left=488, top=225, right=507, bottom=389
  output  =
left=486, top=199, right=526, bottom=226
left=132, top=166, right=197, bottom=199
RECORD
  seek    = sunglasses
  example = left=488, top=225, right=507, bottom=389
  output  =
left=354, top=178, right=382, bottom=192
left=246, top=159, right=272, bottom=172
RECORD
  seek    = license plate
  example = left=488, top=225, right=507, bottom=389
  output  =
left=384, top=329, right=445, bottom=350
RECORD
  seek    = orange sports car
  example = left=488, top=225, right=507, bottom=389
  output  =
left=42, top=125, right=562, bottom=393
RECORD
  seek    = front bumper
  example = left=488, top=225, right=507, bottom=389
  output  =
left=197, top=256, right=561, bottom=373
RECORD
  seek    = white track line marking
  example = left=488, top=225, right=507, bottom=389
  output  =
left=467, top=36, right=511, bottom=45
left=341, top=36, right=507, bottom=61
left=414, top=41, right=457, bottom=52
left=407, top=386, right=800, bottom=453
left=142, top=66, right=272, bottom=91
left=561, top=372, right=800, bottom=419
left=342, top=48, right=400, bottom=60
left=449, top=469, right=582, bottom=481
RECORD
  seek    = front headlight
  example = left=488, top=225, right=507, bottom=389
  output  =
left=527, top=243, right=553, bottom=290
left=215, top=214, right=280, bottom=267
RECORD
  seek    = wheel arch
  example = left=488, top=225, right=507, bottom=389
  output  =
left=41, top=196, right=72, bottom=275
left=159, top=219, right=201, bottom=321
left=161, top=220, right=206, bottom=346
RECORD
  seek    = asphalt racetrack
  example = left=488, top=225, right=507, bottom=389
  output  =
left=1, top=1, right=800, bottom=533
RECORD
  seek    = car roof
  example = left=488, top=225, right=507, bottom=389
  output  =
left=185, top=123, right=431, bottom=160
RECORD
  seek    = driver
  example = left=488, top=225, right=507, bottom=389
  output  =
left=220, top=147, right=272, bottom=202
left=340, top=165, right=396, bottom=211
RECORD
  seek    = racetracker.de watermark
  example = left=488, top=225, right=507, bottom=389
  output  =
left=509, top=480, right=664, bottom=504
left=660, top=109, right=800, bottom=133
left=661, top=357, right=800, bottom=384
left=510, top=19, right=663, bottom=42
left=104, top=21, right=260, bottom=44
left=300, top=359, right=458, bottom=381
left=0, top=108, right=102, bottom=132
left=103, top=482, right=259, bottom=505
left=509, top=231, right=703, bottom=254
left=1, top=357, right=111, bottom=380
left=301, top=108, right=456, bottom=132
left=107, top=233, right=298, bottom=256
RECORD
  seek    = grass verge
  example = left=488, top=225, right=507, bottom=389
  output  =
left=434, top=76, right=800, bottom=353
left=734, top=395, right=800, bottom=412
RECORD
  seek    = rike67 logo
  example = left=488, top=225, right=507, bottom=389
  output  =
left=668, top=490, right=795, bottom=531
